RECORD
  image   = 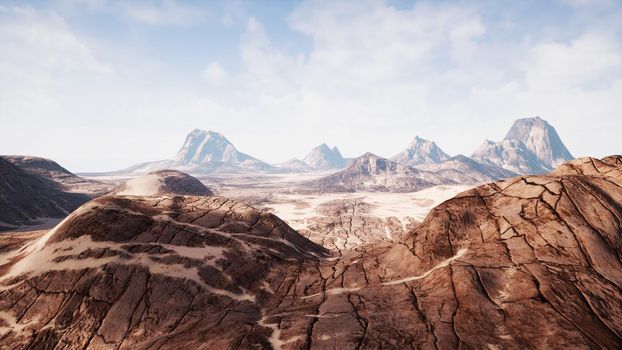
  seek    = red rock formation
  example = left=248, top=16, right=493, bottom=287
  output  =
left=0, top=156, right=621, bottom=349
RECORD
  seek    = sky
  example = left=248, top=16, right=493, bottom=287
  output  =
left=1, top=0, right=621, bottom=172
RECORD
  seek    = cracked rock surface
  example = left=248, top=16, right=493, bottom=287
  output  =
left=1, top=156, right=622, bottom=349
left=296, top=199, right=417, bottom=254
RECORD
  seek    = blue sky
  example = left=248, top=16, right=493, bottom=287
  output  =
left=1, top=0, right=621, bottom=172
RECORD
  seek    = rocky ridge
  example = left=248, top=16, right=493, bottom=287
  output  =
left=307, top=153, right=436, bottom=192
left=0, top=158, right=91, bottom=230
left=2, top=155, right=112, bottom=195
left=415, top=154, right=518, bottom=185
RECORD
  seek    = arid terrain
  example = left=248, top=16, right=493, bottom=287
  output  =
left=82, top=169, right=470, bottom=254
left=2, top=0, right=621, bottom=347
left=1, top=118, right=621, bottom=349
left=0, top=156, right=621, bottom=349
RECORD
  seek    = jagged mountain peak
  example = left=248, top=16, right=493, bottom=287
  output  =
left=174, top=129, right=238, bottom=164
left=189, top=128, right=224, bottom=137
left=351, top=152, right=421, bottom=175
left=504, top=116, right=573, bottom=168
left=473, top=116, right=574, bottom=174
left=408, top=135, right=430, bottom=146
left=314, top=143, right=342, bottom=154
left=504, top=116, right=546, bottom=138
left=352, top=152, right=392, bottom=168
left=302, top=143, right=346, bottom=170
left=392, top=135, right=450, bottom=166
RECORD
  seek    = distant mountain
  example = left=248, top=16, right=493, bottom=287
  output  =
left=473, top=116, right=574, bottom=174
left=174, top=129, right=270, bottom=169
left=123, top=129, right=274, bottom=174
left=2, top=155, right=112, bottom=195
left=415, top=155, right=518, bottom=185
left=307, top=153, right=435, bottom=192
left=0, top=158, right=90, bottom=230
left=302, top=143, right=347, bottom=170
left=391, top=136, right=450, bottom=166
left=112, top=169, right=214, bottom=196
left=276, top=158, right=314, bottom=171
left=505, top=116, right=574, bottom=168
left=472, top=139, right=548, bottom=174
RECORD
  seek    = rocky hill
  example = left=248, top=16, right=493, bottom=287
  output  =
left=0, top=158, right=91, bottom=230
left=112, top=169, right=214, bottom=196
left=2, top=155, right=112, bottom=195
left=0, top=195, right=329, bottom=348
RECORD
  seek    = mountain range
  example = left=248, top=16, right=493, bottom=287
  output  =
left=116, top=116, right=573, bottom=187
left=303, top=116, right=573, bottom=192
left=308, top=152, right=519, bottom=193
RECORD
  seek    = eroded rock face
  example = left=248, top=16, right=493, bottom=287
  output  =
left=1, top=156, right=622, bottom=349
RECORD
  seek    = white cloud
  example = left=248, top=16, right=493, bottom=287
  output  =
left=122, top=0, right=208, bottom=26
left=0, top=5, right=214, bottom=171
left=0, top=4, right=111, bottom=79
left=201, top=61, right=228, bottom=84
left=2, top=1, right=622, bottom=171
left=526, top=33, right=621, bottom=91
left=208, top=0, right=622, bottom=161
